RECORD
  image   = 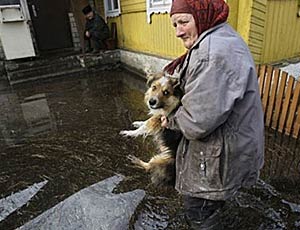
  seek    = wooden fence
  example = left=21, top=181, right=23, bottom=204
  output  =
left=257, top=65, right=300, bottom=139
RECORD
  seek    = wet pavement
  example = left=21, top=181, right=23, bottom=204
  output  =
left=17, top=175, right=146, bottom=230
left=0, top=69, right=299, bottom=230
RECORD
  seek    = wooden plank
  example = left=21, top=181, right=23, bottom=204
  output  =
left=258, top=65, right=266, bottom=96
left=249, top=37, right=264, bottom=46
left=250, top=23, right=265, bottom=35
left=285, top=81, right=300, bottom=136
left=253, top=0, right=267, bottom=9
left=251, top=16, right=265, bottom=27
left=252, top=53, right=262, bottom=63
left=266, top=68, right=280, bottom=126
left=292, top=104, right=300, bottom=138
left=262, top=65, right=273, bottom=114
left=249, top=43, right=263, bottom=52
left=278, top=76, right=294, bottom=133
left=252, top=7, right=267, bottom=20
left=271, top=71, right=288, bottom=129
left=249, top=31, right=264, bottom=41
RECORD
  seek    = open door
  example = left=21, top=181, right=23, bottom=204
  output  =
left=27, top=0, right=73, bottom=51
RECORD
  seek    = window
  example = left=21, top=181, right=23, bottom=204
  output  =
left=0, top=0, right=21, bottom=5
left=146, top=0, right=171, bottom=23
left=104, top=0, right=120, bottom=17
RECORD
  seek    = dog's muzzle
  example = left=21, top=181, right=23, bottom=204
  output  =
left=148, top=97, right=163, bottom=109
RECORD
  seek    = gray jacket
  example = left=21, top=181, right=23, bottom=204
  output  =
left=168, top=23, right=264, bottom=200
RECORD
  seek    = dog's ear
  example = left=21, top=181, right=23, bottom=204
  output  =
left=146, top=72, right=164, bottom=87
left=146, top=73, right=155, bottom=87
left=170, top=77, right=180, bottom=88
left=169, top=77, right=182, bottom=98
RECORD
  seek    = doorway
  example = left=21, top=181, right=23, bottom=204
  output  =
left=27, top=0, right=73, bottom=51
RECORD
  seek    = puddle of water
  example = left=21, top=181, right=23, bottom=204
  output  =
left=0, top=69, right=299, bottom=229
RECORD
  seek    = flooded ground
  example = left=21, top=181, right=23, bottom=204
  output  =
left=0, top=69, right=299, bottom=230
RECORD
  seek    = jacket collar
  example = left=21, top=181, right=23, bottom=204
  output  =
left=190, top=22, right=227, bottom=50
left=177, top=22, right=227, bottom=78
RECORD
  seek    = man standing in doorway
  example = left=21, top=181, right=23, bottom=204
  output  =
left=82, top=5, right=110, bottom=53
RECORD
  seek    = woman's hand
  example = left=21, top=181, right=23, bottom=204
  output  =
left=161, top=116, right=169, bottom=128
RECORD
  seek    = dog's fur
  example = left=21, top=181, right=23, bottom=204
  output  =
left=120, top=72, right=182, bottom=186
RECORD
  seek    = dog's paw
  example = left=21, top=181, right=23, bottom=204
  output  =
left=127, top=155, right=142, bottom=168
left=120, top=130, right=137, bottom=137
left=119, top=130, right=131, bottom=136
left=127, top=154, right=141, bottom=165
left=127, top=155, right=149, bottom=171
left=132, top=121, right=145, bottom=128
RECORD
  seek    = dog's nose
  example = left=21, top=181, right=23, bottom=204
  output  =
left=149, top=98, right=157, bottom=106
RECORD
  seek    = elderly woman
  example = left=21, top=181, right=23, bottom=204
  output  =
left=161, top=0, right=264, bottom=229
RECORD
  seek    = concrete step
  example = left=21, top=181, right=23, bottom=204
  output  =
left=9, top=67, right=87, bottom=85
left=7, top=58, right=82, bottom=82
left=5, top=50, right=121, bottom=85
left=5, top=55, right=81, bottom=72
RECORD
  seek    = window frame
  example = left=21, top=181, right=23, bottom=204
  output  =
left=146, top=0, right=171, bottom=23
left=104, top=0, right=121, bottom=18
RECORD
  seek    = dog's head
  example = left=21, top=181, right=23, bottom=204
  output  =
left=144, top=72, right=181, bottom=116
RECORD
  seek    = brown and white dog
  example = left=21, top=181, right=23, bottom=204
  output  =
left=120, top=72, right=182, bottom=186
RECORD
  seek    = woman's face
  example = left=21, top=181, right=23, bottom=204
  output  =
left=171, top=13, right=198, bottom=49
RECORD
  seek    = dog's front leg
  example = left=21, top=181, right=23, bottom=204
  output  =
left=132, top=121, right=145, bottom=128
left=120, top=115, right=161, bottom=138
left=119, top=122, right=148, bottom=137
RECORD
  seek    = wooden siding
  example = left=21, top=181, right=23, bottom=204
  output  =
left=95, top=0, right=300, bottom=64
left=103, top=0, right=185, bottom=58
left=121, top=0, right=145, bottom=13
left=248, top=0, right=267, bottom=63
left=261, top=0, right=300, bottom=63
left=97, top=0, right=245, bottom=59
left=118, top=12, right=185, bottom=58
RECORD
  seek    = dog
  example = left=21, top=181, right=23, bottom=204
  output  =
left=120, top=72, right=182, bottom=186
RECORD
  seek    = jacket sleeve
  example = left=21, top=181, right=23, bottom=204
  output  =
left=168, top=56, right=248, bottom=140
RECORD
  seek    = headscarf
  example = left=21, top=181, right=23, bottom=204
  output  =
left=164, top=0, right=229, bottom=74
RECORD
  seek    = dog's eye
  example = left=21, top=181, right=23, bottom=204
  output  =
left=163, top=90, right=169, bottom=96
left=152, top=86, right=157, bottom=91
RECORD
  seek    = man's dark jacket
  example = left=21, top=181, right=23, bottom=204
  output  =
left=85, top=13, right=109, bottom=41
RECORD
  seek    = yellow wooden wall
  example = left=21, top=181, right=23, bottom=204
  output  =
left=95, top=0, right=241, bottom=59
left=248, top=0, right=267, bottom=63
left=261, top=0, right=300, bottom=63
left=94, top=0, right=300, bottom=64
left=109, top=0, right=185, bottom=58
